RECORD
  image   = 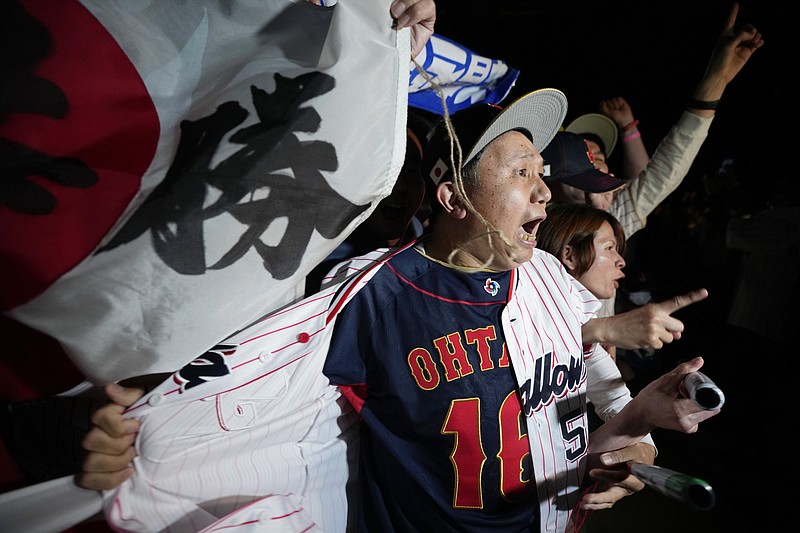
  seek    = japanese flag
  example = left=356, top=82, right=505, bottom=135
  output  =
left=1, top=0, right=409, bottom=384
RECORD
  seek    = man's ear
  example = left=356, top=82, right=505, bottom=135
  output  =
left=560, top=245, right=577, bottom=273
left=435, top=181, right=467, bottom=220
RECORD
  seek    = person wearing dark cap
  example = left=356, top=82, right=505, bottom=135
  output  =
left=75, top=90, right=720, bottom=532
left=542, top=130, right=626, bottom=212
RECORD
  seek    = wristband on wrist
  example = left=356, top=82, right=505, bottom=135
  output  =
left=622, top=131, right=641, bottom=143
left=688, top=98, right=720, bottom=110
left=621, top=119, right=640, bottom=133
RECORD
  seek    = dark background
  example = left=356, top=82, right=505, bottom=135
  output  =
left=433, top=2, right=797, bottom=532
left=434, top=0, right=797, bottom=202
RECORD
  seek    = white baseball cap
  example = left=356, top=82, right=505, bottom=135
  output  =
left=424, top=88, right=568, bottom=184
left=565, top=113, right=618, bottom=157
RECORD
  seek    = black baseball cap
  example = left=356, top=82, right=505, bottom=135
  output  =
left=423, top=89, right=568, bottom=185
left=541, top=131, right=625, bottom=193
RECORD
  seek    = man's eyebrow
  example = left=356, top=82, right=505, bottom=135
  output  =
left=496, top=141, right=536, bottom=156
left=504, top=150, right=541, bottom=163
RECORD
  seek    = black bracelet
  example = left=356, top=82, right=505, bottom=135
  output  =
left=688, top=98, right=720, bottom=110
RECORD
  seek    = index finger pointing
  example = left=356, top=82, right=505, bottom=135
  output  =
left=658, top=288, right=709, bottom=314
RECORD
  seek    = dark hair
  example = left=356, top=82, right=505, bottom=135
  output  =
left=407, top=109, right=435, bottom=154
left=537, top=203, right=625, bottom=277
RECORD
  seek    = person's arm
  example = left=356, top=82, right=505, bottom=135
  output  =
left=585, top=343, right=637, bottom=421
left=588, top=357, right=719, bottom=454
left=581, top=343, right=657, bottom=509
left=687, top=2, right=764, bottom=118
left=600, top=97, right=649, bottom=181
left=610, top=2, right=763, bottom=234
left=582, top=288, right=708, bottom=350
left=584, top=343, right=656, bottom=457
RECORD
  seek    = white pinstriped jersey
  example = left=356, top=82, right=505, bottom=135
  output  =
left=104, top=245, right=602, bottom=532
left=500, top=249, right=597, bottom=532
left=105, top=248, right=398, bottom=532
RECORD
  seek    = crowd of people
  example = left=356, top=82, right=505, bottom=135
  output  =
left=2, top=1, right=784, bottom=532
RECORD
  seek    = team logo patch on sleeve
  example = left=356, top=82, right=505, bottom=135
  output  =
left=484, top=278, right=500, bottom=296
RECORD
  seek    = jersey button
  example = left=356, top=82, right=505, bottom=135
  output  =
left=258, top=351, right=271, bottom=363
left=147, top=393, right=163, bottom=406
left=296, top=332, right=310, bottom=343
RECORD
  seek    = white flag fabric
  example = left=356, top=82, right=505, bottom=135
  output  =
left=1, top=0, right=410, bottom=384
left=408, top=33, right=520, bottom=114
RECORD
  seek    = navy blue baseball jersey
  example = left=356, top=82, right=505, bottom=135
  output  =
left=326, top=244, right=544, bottom=531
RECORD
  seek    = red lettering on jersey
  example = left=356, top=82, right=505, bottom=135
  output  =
left=498, top=343, right=510, bottom=368
left=408, top=347, right=440, bottom=390
left=442, top=397, right=485, bottom=508
left=465, top=326, right=497, bottom=371
left=434, top=332, right=475, bottom=382
left=498, top=391, right=532, bottom=500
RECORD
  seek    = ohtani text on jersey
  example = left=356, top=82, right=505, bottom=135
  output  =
left=406, top=323, right=585, bottom=416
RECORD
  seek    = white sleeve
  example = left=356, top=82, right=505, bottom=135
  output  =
left=585, top=343, right=656, bottom=451
left=611, top=111, right=712, bottom=238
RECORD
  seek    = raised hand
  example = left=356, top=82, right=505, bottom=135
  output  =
left=713, top=2, right=765, bottom=82
left=600, top=97, right=635, bottom=130
left=693, top=2, right=764, bottom=105
left=391, top=0, right=436, bottom=58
